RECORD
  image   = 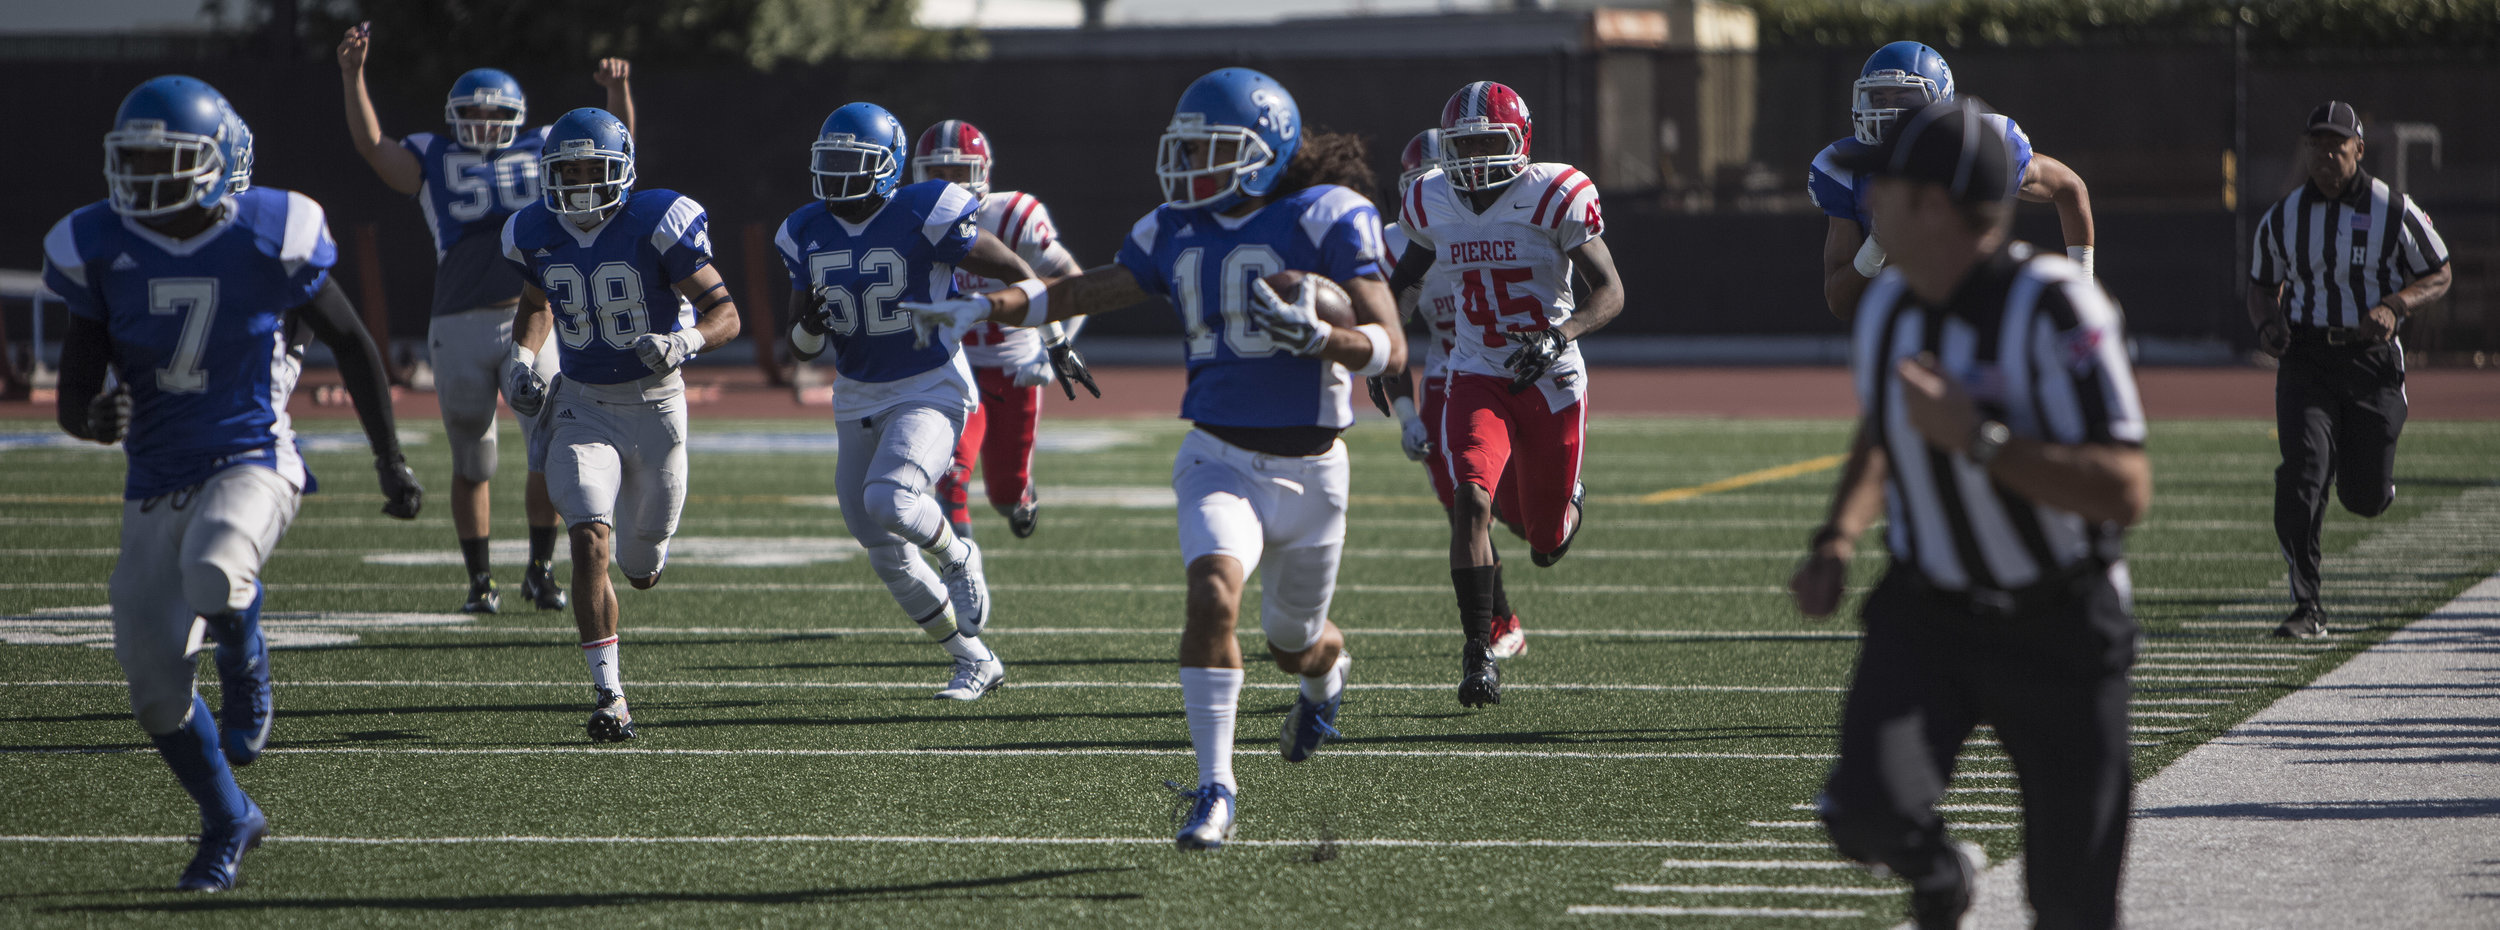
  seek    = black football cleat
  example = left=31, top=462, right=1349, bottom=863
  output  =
left=521, top=565, right=568, bottom=610
left=1005, top=488, right=1040, bottom=539
left=587, top=689, right=638, bottom=742
left=1458, top=641, right=1502, bottom=708
left=460, top=577, right=501, bottom=614
left=2272, top=603, right=2329, bottom=639
left=1531, top=483, right=1586, bottom=568
left=1907, top=839, right=1986, bottom=930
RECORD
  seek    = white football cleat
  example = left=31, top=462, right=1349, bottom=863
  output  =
left=1173, top=783, right=1237, bottom=851
left=939, top=540, right=991, bottom=636
left=935, top=656, right=1005, bottom=701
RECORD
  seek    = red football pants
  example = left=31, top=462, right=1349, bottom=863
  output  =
left=1441, top=373, right=1584, bottom=554
left=940, top=365, right=1043, bottom=527
left=1422, top=376, right=1524, bottom=531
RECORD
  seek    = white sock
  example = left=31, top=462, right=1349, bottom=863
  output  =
left=1300, top=652, right=1347, bottom=702
left=922, top=523, right=968, bottom=566
left=582, top=636, right=621, bottom=695
left=917, top=609, right=993, bottom=661
left=1179, top=666, right=1244, bottom=790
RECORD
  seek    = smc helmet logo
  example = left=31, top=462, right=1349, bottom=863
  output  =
left=1250, top=88, right=1296, bottom=140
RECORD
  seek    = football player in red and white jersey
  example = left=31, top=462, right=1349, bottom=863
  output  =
left=1386, top=82, right=1625, bottom=707
left=1371, top=129, right=1532, bottom=661
left=912, top=120, right=1098, bottom=540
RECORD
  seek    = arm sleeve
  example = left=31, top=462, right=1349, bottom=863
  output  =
left=41, top=216, right=104, bottom=321
left=1113, top=211, right=1168, bottom=298
left=2249, top=207, right=2280, bottom=285
left=292, top=277, right=402, bottom=459
left=651, top=195, right=716, bottom=284
left=2029, top=278, right=2147, bottom=446
left=55, top=313, right=114, bottom=440
left=2398, top=196, right=2450, bottom=278
left=1315, top=195, right=1386, bottom=282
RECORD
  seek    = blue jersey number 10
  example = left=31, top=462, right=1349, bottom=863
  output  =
left=1174, top=244, right=1282, bottom=361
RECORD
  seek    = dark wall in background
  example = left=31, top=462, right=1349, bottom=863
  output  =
left=7, top=44, right=2493, bottom=352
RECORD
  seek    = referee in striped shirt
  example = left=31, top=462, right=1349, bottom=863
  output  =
left=2249, top=101, right=2452, bottom=639
left=1788, top=99, right=2151, bottom=930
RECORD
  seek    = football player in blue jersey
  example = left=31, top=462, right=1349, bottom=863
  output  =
left=46, top=76, right=422, bottom=891
left=776, top=103, right=1040, bottom=701
left=340, top=22, right=637, bottom=614
left=906, top=68, right=1404, bottom=850
left=500, top=108, right=739, bottom=741
left=1811, top=41, right=2096, bottom=320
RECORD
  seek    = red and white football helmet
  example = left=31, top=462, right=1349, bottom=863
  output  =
left=1439, top=81, right=1532, bottom=191
left=1396, top=129, right=1440, bottom=198
left=911, top=119, right=992, bottom=198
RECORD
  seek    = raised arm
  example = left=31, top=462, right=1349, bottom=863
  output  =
left=336, top=23, right=422, bottom=195
left=595, top=59, right=636, bottom=138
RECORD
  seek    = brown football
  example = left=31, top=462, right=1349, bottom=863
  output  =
left=1262, top=270, right=1357, bottom=328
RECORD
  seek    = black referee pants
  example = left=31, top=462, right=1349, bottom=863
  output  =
left=1820, top=566, right=2136, bottom=930
left=2274, top=340, right=2407, bottom=607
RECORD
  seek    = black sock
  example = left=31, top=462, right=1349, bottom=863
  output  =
left=460, top=537, right=492, bottom=585
left=1488, top=561, right=1513, bottom=620
left=529, top=525, right=559, bottom=571
left=1453, top=566, right=1498, bottom=646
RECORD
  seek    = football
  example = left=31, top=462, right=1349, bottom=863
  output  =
left=1261, top=269, right=1358, bottom=328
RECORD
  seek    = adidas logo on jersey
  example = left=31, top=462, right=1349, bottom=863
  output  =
left=111, top=254, right=139, bottom=271
left=558, top=409, right=576, bottom=419
left=534, top=249, right=552, bottom=257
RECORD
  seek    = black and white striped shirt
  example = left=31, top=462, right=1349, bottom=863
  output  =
left=2251, top=170, right=2450, bottom=329
left=1853, top=244, right=2147, bottom=594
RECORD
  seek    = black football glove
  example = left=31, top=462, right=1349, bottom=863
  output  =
left=376, top=452, right=423, bottom=520
left=82, top=385, right=132, bottom=444
left=798, top=284, right=843, bottom=337
left=1366, top=373, right=1400, bottom=419
left=1047, top=339, right=1100, bottom=400
left=1503, top=329, right=1569, bottom=394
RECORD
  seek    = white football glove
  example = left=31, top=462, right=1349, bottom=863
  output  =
left=633, top=330, right=701, bottom=373
left=1853, top=236, right=1888, bottom=278
left=901, top=296, right=993, bottom=350
left=1247, top=277, right=1331, bottom=356
left=1393, top=397, right=1432, bottom=462
left=502, top=351, right=549, bottom=418
left=1010, top=355, right=1054, bottom=388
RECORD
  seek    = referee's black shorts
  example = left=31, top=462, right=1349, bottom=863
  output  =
left=1822, top=564, right=2137, bottom=930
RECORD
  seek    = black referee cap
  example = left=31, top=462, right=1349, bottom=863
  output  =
left=2307, top=101, right=2363, bottom=139
left=1831, top=98, right=2019, bottom=206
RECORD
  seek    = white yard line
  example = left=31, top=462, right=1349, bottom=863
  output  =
left=0, top=833, right=1824, bottom=850
left=0, top=679, right=1849, bottom=693
left=1568, top=905, right=1865, bottom=917
left=0, top=746, right=1843, bottom=762
left=1614, top=883, right=1902, bottom=896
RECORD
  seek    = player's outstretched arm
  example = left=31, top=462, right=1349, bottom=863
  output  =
left=297, top=278, right=423, bottom=518
left=908, top=262, right=1151, bottom=345
left=1822, top=217, right=1876, bottom=322
left=595, top=58, right=636, bottom=138
left=336, top=22, right=421, bottom=195
left=2019, top=152, right=2096, bottom=267
left=1559, top=237, right=1625, bottom=341
left=958, top=230, right=1038, bottom=285
left=53, top=316, right=126, bottom=445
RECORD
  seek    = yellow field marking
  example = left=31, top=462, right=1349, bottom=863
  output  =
left=1638, top=454, right=1847, bottom=505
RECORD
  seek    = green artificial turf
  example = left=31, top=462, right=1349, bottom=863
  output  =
left=2, top=415, right=2494, bottom=928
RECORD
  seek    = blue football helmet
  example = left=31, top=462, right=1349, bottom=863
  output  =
left=1853, top=41, right=1956, bottom=145
left=1157, top=68, right=1301, bottom=211
left=540, top=108, right=635, bottom=221
left=104, top=75, right=241, bottom=218
left=447, top=68, right=528, bottom=152
left=219, top=99, right=254, bottom=195
left=812, top=103, right=907, bottom=203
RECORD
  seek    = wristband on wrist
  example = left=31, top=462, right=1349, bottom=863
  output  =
left=1012, top=279, right=1050, bottom=327
left=1350, top=322, right=1392, bottom=376
left=1390, top=395, right=1418, bottom=423
left=2066, top=245, right=2095, bottom=278
left=509, top=344, right=535, bottom=368
left=1809, top=525, right=1846, bottom=551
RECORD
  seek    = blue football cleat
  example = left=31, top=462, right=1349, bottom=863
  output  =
left=1280, top=654, right=1348, bottom=763
left=1171, top=782, right=1237, bottom=852
left=177, top=799, right=268, bottom=892
left=203, top=587, right=272, bottom=767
